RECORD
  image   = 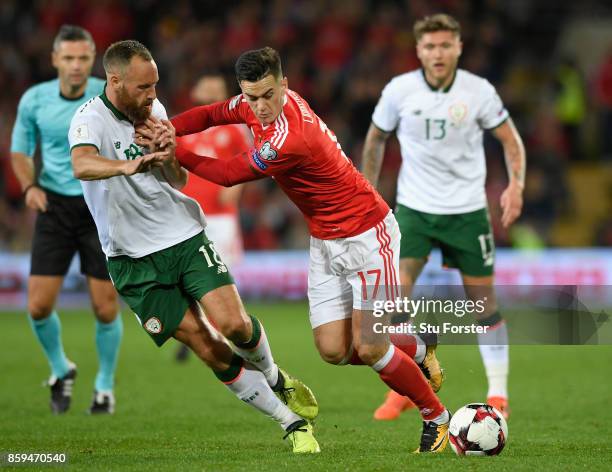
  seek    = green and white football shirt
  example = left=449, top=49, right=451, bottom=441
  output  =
left=372, top=69, right=509, bottom=214
left=68, top=89, right=206, bottom=258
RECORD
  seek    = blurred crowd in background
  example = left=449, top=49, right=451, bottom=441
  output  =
left=0, top=0, right=611, bottom=251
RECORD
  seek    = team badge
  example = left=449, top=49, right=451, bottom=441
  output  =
left=259, top=141, right=278, bottom=161
left=74, top=124, right=89, bottom=139
left=144, top=317, right=162, bottom=334
left=449, top=102, right=468, bottom=125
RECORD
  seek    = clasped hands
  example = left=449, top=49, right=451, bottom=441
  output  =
left=127, top=117, right=177, bottom=174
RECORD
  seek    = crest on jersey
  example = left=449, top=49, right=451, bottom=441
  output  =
left=144, top=317, right=163, bottom=334
left=259, top=141, right=278, bottom=161
left=449, top=102, right=468, bottom=125
left=74, top=124, right=89, bottom=139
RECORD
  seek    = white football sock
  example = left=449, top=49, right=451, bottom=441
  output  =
left=233, top=316, right=279, bottom=388
left=429, top=408, right=450, bottom=425
left=371, top=344, right=395, bottom=372
left=477, top=321, right=509, bottom=398
left=414, top=335, right=426, bottom=364
left=224, top=363, right=300, bottom=430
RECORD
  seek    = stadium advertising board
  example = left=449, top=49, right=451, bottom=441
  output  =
left=0, top=249, right=611, bottom=307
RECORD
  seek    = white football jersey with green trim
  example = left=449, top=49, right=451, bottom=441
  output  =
left=372, top=68, right=509, bottom=214
left=69, top=91, right=206, bottom=258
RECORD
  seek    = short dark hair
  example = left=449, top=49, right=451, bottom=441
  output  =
left=413, top=13, right=461, bottom=41
left=53, top=24, right=95, bottom=51
left=235, top=47, right=283, bottom=83
left=103, top=40, right=153, bottom=74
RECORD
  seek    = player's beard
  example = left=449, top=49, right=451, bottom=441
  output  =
left=118, top=86, right=152, bottom=124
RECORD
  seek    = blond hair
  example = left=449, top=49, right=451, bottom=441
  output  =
left=413, top=14, right=461, bottom=41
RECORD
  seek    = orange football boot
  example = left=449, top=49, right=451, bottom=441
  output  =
left=373, top=390, right=416, bottom=420
left=487, top=396, right=510, bottom=419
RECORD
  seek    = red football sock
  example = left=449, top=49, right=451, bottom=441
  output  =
left=377, top=347, right=444, bottom=420
left=389, top=332, right=417, bottom=359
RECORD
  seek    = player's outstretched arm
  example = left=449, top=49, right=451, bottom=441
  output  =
left=171, top=98, right=245, bottom=137
left=176, top=145, right=262, bottom=187
left=492, top=118, right=526, bottom=228
left=155, top=119, right=188, bottom=190
left=361, top=122, right=391, bottom=187
left=71, top=145, right=165, bottom=180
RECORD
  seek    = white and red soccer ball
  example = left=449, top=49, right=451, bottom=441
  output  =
left=448, top=403, right=508, bottom=456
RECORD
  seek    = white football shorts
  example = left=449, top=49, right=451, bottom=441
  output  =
left=308, top=210, right=401, bottom=329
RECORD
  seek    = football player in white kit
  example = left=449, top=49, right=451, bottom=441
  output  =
left=69, top=40, right=320, bottom=453
left=362, top=13, right=526, bottom=420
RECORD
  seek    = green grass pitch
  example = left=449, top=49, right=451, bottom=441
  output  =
left=1, top=302, right=611, bottom=471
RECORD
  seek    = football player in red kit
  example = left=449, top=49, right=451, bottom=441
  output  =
left=138, top=47, right=451, bottom=453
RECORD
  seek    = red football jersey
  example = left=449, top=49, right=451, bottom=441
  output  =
left=178, top=125, right=251, bottom=216
left=173, top=89, right=389, bottom=239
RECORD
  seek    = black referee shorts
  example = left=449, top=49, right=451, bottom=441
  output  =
left=30, top=189, right=110, bottom=280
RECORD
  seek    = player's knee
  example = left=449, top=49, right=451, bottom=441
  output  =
left=27, top=300, right=54, bottom=320
left=314, top=341, right=348, bottom=365
left=92, top=299, right=119, bottom=323
left=474, top=310, right=503, bottom=326
left=317, top=349, right=346, bottom=365
left=217, top=315, right=250, bottom=344
left=355, top=343, right=388, bottom=366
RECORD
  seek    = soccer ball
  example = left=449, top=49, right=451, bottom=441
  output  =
left=448, top=403, right=508, bottom=456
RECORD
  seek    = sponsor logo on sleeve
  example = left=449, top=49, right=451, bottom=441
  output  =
left=74, top=124, right=89, bottom=139
left=251, top=149, right=268, bottom=170
left=259, top=141, right=278, bottom=161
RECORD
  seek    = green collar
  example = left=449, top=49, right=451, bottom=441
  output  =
left=421, top=69, right=456, bottom=93
left=100, top=85, right=131, bottom=122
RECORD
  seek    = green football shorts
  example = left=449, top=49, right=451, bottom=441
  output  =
left=395, top=204, right=495, bottom=277
left=107, top=231, right=233, bottom=346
